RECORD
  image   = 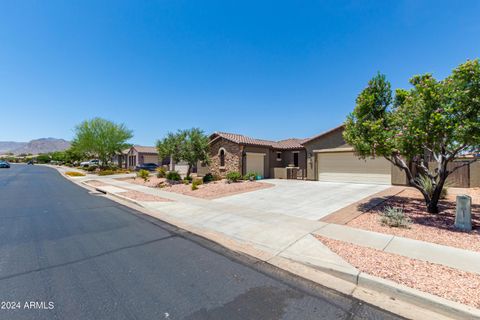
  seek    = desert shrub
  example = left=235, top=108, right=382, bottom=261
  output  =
left=85, top=166, right=97, bottom=172
left=98, top=169, right=115, bottom=176
left=244, top=172, right=257, bottom=181
left=202, top=173, right=214, bottom=183
left=65, top=171, right=85, bottom=177
left=184, top=175, right=193, bottom=183
left=380, top=207, right=411, bottom=228
left=191, top=178, right=203, bottom=190
left=415, top=174, right=451, bottom=200
left=166, top=171, right=181, bottom=181
left=226, top=171, right=242, bottom=183
left=137, top=169, right=150, bottom=182
left=156, top=167, right=166, bottom=178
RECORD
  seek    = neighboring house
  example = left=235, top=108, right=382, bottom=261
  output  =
left=114, top=145, right=160, bottom=169
left=198, top=132, right=306, bottom=179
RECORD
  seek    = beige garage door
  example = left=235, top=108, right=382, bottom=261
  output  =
left=317, top=152, right=391, bottom=184
left=246, top=153, right=265, bottom=177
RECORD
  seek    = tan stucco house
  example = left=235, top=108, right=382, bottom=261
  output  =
left=114, top=145, right=160, bottom=169
left=198, top=126, right=406, bottom=185
left=198, top=125, right=480, bottom=186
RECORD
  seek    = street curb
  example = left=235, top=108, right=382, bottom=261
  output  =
left=357, top=273, right=480, bottom=320
left=89, top=184, right=148, bottom=209
left=56, top=167, right=480, bottom=320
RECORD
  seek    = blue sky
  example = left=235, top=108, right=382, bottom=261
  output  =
left=1, top=1, right=479, bottom=145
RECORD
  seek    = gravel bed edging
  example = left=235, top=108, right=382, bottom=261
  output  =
left=95, top=188, right=148, bottom=208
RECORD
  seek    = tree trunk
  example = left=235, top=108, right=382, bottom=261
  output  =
left=186, top=165, right=191, bottom=178
left=427, top=158, right=449, bottom=214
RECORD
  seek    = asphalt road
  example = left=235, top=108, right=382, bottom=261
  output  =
left=0, top=164, right=403, bottom=320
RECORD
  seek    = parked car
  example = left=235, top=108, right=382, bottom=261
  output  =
left=80, top=159, right=99, bottom=168
left=27, top=160, right=34, bottom=165
left=135, top=163, right=159, bottom=171
left=0, top=160, right=11, bottom=168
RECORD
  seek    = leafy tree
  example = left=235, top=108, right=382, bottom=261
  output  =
left=73, top=118, right=133, bottom=168
left=156, top=128, right=210, bottom=178
left=35, top=154, right=52, bottom=164
left=156, top=131, right=185, bottom=166
left=64, top=143, right=86, bottom=164
left=50, top=151, right=66, bottom=162
left=344, top=59, right=480, bottom=213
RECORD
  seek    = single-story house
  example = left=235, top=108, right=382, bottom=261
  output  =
left=114, top=145, right=160, bottom=169
left=197, top=132, right=306, bottom=179
left=199, top=125, right=480, bottom=186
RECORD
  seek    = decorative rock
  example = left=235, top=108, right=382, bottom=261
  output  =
left=455, top=195, right=472, bottom=231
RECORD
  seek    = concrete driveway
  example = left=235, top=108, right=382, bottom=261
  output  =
left=213, top=179, right=389, bottom=220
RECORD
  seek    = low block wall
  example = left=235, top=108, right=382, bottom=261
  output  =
left=271, top=167, right=287, bottom=179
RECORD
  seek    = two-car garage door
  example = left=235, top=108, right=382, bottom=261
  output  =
left=317, top=151, right=391, bottom=185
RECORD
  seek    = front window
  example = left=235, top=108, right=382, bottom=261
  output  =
left=276, top=152, right=282, bottom=161
left=293, top=152, right=299, bottom=167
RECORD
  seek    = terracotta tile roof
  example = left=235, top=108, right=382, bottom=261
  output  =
left=132, top=145, right=158, bottom=154
left=211, top=132, right=304, bottom=150
left=273, top=138, right=305, bottom=150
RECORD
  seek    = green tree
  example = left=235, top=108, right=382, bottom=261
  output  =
left=73, top=118, right=133, bottom=168
left=156, top=128, right=210, bottom=178
left=50, top=151, right=66, bottom=162
left=64, top=143, right=86, bottom=164
left=35, top=154, right=52, bottom=164
left=344, top=59, right=480, bottom=213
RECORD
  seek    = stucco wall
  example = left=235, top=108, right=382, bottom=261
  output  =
left=269, top=150, right=286, bottom=168
left=303, top=127, right=348, bottom=180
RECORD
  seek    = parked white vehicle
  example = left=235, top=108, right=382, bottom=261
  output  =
left=80, top=159, right=99, bottom=168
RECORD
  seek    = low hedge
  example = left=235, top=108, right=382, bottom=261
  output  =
left=65, top=171, right=86, bottom=177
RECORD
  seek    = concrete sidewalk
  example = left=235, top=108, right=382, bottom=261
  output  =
left=57, top=168, right=480, bottom=319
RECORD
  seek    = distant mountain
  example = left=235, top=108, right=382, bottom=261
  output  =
left=0, top=138, right=71, bottom=155
left=0, top=141, right=27, bottom=154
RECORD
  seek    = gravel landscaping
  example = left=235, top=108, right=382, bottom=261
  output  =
left=315, top=235, right=480, bottom=309
left=347, top=188, right=480, bottom=252
left=117, top=176, right=273, bottom=199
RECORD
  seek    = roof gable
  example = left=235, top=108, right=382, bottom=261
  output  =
left=131, top=145, right=158, bottom=154
left=301, top=124, right=345, bottom=145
